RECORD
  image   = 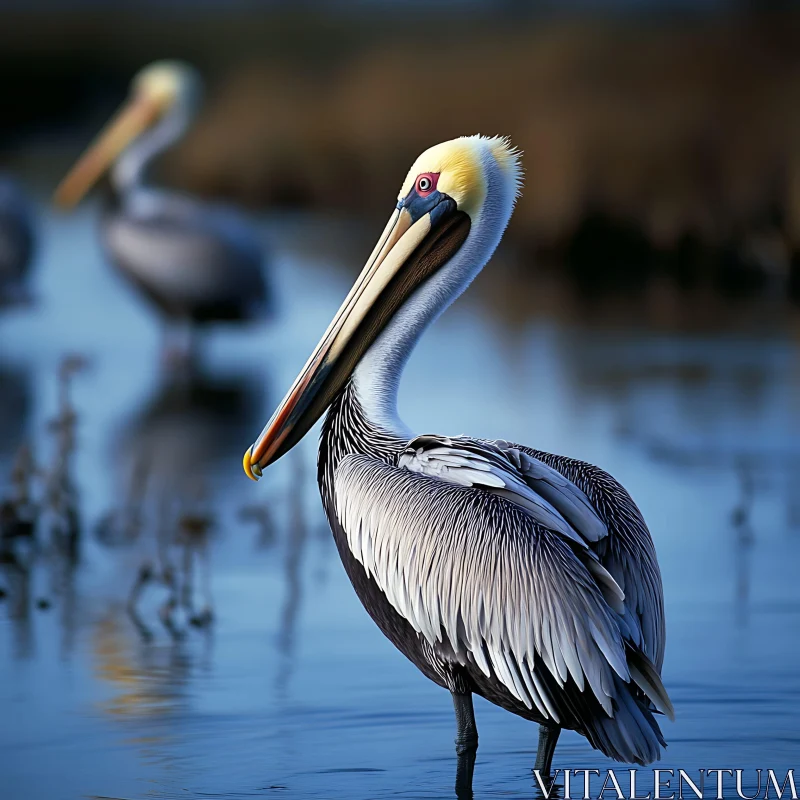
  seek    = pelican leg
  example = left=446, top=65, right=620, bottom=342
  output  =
left=452, top=691, right=477, bottom=799
left=534, top=723, right=561, bottom=776
left=452, top=691, right=478, bottom=753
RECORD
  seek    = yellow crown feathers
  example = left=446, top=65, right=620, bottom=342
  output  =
left=399, top=135, right=522, bottom=218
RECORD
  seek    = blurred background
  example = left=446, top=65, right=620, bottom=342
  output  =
left=7, top=0, right=800, bottom=305
left=1, top=1, right=799, bottom=799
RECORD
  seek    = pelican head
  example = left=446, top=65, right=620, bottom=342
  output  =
left=244, top=135, right=522, bottom=480
left=54, top=60, right=202, bottom=209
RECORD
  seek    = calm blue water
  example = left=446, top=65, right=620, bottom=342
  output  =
left=0, top=202, right=799, bottom=799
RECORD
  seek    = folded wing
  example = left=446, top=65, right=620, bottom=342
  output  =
left=495, top=440, right=666, bottom=669
left=334, top=448, right=673, bottom=733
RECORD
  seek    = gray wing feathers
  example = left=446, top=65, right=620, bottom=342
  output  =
left=105, top=216, right=262, bottom=303
left=593, top=673, right=666, bottom=764
left=497, top=441, right=608, bottom=543
left=334, top=454, right=669, bottom=726
left=627, top=644, right=674, bottom=719
left=104, top=190, right=267, bottom=316
left=400, top=436, right=607, bottom=548
left=506, top=443, right=666, bottom=670
left=400, top=436, right=624, bottom=615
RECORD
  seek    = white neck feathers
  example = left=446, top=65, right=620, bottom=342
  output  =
left=352, top=145, right=517, bottom=436
left=111, top=101, right=192, bottom=199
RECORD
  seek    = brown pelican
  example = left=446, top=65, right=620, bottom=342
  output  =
left=54, top=62, right=270, bottom=353
left=0, top=175, right=35, bottom=305
left=243, top=136, right=673, bottom=780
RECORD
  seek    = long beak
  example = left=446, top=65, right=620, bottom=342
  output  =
left=244, top=197, right=470, bottom=479
left=53, top=92, right=166, bottom=209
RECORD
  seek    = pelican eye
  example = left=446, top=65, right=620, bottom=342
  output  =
left=415, top=173, right=437, bottom=197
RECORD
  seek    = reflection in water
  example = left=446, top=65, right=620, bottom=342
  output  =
left=3, top=210, right=800, bottom=799
left=125, top=509, right=215, bottom=644
left=731, top=459, right=756, bottom=625
left=8, top=443, right=38, bottom=526
left=0, top=547, right=33, bottom=658
left=109, top=362, right=264, bottom=502
left=0, top=362, right=32, bottom=462
left=41, top=356, right=87, bottom=561
left=275, top=450, right=309, bottom=698
left=92, top=610, right=192, bottom=719
left=238, top=502, right=277, bottom=549
left=0, top=356, right=86, bottom=659
left=571, top=350, right=796, bottom=470
left=789, top=469, right=800, bottom=531
left=1, top=445, right=38, bottom=559
left=562, top=339, right=799, bottom=588
left=96, top=364, right=263, bottom=640
left=455, top=748, right=476, bottom=800
left=41, top=357, right=87, bottom=658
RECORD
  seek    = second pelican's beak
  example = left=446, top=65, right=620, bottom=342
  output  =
left=244, top=197, right=470, bottom=479
left=54, top=92, right=169, bottom=209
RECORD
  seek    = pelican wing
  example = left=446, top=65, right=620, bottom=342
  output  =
left=495, top=441, right=666, bottom=669
left=334, top=451, right=672, bottom=727
left=103, top=190, right=269, bottom=320
left=399, top=435, right=624, bottom=615
left=400, top=435, right=608, bottom=545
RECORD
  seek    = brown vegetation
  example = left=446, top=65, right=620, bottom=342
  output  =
left=168, top=14, right=800, bottom=272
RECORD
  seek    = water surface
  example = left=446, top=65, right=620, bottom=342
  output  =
left=1, top=202, right=799, bottom=799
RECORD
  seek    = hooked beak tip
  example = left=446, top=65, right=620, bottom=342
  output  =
left=243, top=446, right=262, bottom=481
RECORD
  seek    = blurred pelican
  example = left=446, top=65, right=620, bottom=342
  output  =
left=54, top=61, right=271, bottom=356
left=244, top=136, right=672, bottom=785
left=0, top=175, right=35, bottom=305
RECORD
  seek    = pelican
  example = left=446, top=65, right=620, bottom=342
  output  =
left=54, top=61, right=270, bottom=354
left=0, top=175, right=35, bottom=305
left=243, top=136, right=673, bottom=780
